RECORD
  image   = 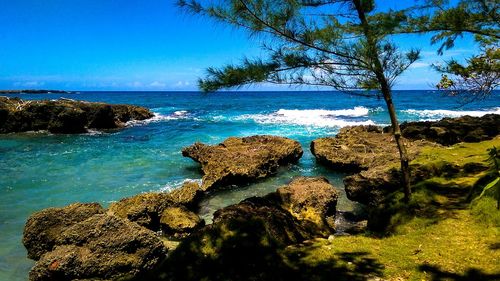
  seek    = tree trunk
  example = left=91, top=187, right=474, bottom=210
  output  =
left=353, top=0, right=411, bottom=202
left=380, top=86, right=412, bottom=202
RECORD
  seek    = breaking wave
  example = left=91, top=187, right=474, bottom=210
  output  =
left=236, top=107, right=376, bottom=127
left=126, top=110, right=191, bottom=126
left=402, top=107, right=500, bottom=120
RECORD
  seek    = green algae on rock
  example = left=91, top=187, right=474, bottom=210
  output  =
left=182, top=135, right=303, bottom=191
left=108, top=181, right=204, bottom=232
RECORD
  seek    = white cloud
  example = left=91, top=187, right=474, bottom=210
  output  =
left=409, top=62, right=430, bottom=69
left=149, top=81, right=166, bottom=88
left=173, top=81, right=191, bottom=88
left=13, top=81, right=45, bottom=87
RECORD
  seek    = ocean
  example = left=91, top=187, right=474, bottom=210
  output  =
left=0, top=90, right=499, bottom=280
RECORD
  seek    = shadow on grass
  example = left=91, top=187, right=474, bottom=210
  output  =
left=368, top=171, right=497, bottom=233
left=419, top=264, right=500, bottom=281
left=146, top=214, right=384, bottom=281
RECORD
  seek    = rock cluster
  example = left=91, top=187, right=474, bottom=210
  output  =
left=388, top=114, right=500, bottom=145
left=182, top=135, right=303, bottom=190
left=23, top=181, right=206, bottom=281
left=0, top=96, right=153, bottom=134
left=23, top=177, right=339, bottom=281
left=159, top=177, right=339, bottom=280
left=311, top=126, right=433, bottom=206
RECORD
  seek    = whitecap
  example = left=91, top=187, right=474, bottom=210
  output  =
left=276, top=106, right=370, bottom=118
left=402, top=107, right=500, bottom=120
left=126, top=111, right=190, bottom=126
left=233, top=107, right=376, bottom=128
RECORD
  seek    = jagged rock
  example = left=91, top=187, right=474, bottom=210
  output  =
left=276, top=177, right=338, bottom=235
left=29, top=214, right=166, bottom=281
left=311, top=126, right=434, bottom=206
left=108, top=192, right=172, bottom=230
left=182, top=135, right=303, bottom=191
left=166, top=181, right=204, bottom=209
left=311, top=125, right=391, bottom=172
left=160, top=206, right=205, bottom=238
left=108, top=181, right=203, bottom=232
left=0, top=96, right=153, bottom=134
left=212, top=195, right=311, bottom=246
left=22, top=203, right=105, bottom=260
left=387, top=114, right=500, bottom=145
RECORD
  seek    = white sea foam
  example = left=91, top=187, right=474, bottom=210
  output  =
left=159, top=178, right=202, bottom=193
left=236, top=107, right=376, bottom=128
left=403, top=107, right=500, bottom=120
left=126, top=111, right=190, bottom=126
left=276, top=106, right=370, bottom=118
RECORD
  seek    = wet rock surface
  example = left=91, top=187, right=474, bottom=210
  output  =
left=182, top=135, right=303, bottom=191
left=388, top=114, right=500, bottom=145
left=0, top=96, right=153, bottom=134
left=29, top=214, right=166, bottom=281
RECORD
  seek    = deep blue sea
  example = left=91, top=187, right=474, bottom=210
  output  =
left=1, top=90, right=499, bottom=280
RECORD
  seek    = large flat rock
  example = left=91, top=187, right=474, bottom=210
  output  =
left=182, top=135, right=303, bottom=191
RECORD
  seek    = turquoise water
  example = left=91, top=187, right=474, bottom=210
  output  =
left=1, top=91, right=499, bottom=280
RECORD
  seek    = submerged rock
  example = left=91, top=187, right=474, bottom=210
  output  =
left=22, top=203, right=105, bottom=260
left=29, top=214, right=166, bottom=281
left=388, top=114, right=500, bottom=145
left=182, top=135, right=303, bottom=191
left=0, top=96, right=153, bottom=134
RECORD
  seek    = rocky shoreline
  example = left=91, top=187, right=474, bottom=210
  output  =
left=21, top=114, right=500, bottom=280
left=0, top=97, right=153, bottom=134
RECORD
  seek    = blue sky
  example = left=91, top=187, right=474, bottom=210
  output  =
left=0, top=0, right=479, bottom=91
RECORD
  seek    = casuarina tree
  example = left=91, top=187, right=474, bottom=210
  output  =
left=178, top=0, right=433, bottom=202
left=404, top=0, right=499, bottom=103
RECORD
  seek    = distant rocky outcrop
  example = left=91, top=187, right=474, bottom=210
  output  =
left=0, top=96, right=153, bottom=134
left=311, top=126, right=435, bottom=206
left=386, top=114, right=500, bottom=145
left=182, top=135, right=303, bottom=191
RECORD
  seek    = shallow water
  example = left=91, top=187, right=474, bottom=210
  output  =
left=0, top=90, right=499, bottom=280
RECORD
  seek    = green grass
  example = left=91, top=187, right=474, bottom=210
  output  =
left=284, top=138, right=500, bottom=280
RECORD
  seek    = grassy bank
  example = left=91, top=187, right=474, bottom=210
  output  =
left=284, top=137, right=500, bottom=280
